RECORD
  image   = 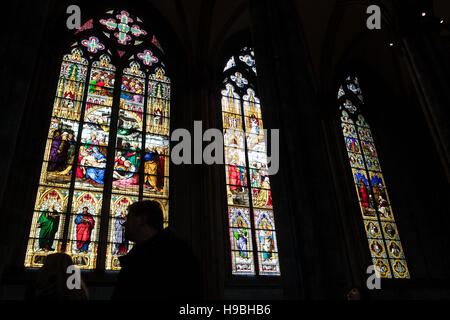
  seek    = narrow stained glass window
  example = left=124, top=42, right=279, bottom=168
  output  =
left=338, top=76, right=409, bottom=279
left=221, top=47, right=280, bottom=276
left=25, top=9, right=170, bottom=271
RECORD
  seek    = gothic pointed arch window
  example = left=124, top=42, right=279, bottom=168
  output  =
left=338, top=75, right=409, bottom=279
left=221, top=47, right=280, bottom=276
left=25, top=9, right=170, bottom=271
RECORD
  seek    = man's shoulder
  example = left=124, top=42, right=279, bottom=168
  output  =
left=145, top=229, right=195, bottom=256
left=161, top=229, right=192, bottom=247
left=124, top=229, right=194, bottom=260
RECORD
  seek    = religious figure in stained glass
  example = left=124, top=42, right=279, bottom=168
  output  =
left=366, top=221, right=380, bottom=238
left=233, top=219, right=249, bottom=259
left=84, top=147, right=107, bottom=184
left=144, top=147, right=164, bottom=191
left=259, top=222, right=275, bottom=261
left=229, top=207, right=254, bottom=274
left=113, top=207, right=128, bottom=256
left=357, top=177, right=370, bottom=208
left=37, top=203, right=61, bottom=252
left=75, top=207, right=96, bottom=253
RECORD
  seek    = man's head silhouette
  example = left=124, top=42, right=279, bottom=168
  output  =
left=124, top=200, right=164, bottom=243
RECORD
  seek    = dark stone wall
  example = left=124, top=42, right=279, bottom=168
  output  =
left=0, top=0, right=54, bottom=286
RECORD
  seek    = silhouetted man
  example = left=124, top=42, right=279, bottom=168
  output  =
left=111, top=200, right=203, bottom=300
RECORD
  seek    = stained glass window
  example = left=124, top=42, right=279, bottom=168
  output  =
left=25, top=10, right=170, bottom=271
left=338, top=76, right=409, bottom=279
left=221, top=47, right=280, bottom=276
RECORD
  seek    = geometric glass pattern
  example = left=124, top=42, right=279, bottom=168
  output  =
left=338, top=76, right=409, bottom=279
left=221, top=47, right=280, bottom=276
left=100, top=10, right=147, bottom=46
left=25, top=10, right=170, bottom=271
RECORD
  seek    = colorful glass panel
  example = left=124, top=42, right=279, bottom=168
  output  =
left=25, top=48, right=88, bottom=268
left=143, top=68, right=170, bottom=199
left=100, top=10, right=147, bottom=46
left=68, top=191, right=102, bottom=269
left=106, top=195, right=138, bottom=270
left=221, top=48, right=280, bottom=276
left=75, top=55, right=115, bottom=192
left=105, top=64, right=171, bottom=270
left=27, top=10, right=171, bottom=271
left=338, top=76, right=409, bottom=279
left=228, top=207, right=255, bottom=275
left=24, top=187, right=70, bottom=267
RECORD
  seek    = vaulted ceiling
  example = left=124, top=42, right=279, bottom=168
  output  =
left=150, top=0, right=250, bottom=63
left=146, top=0, right=449, bottom=89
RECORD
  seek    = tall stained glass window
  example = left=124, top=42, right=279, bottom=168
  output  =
left=25, top=9, right=170, bottom=271
left=221, top=47, right=280, bottom=276
left=338, top=76, right=409, bottom=279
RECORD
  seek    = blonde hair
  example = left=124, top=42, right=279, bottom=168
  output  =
left=33, top=253, right=89, bottom=300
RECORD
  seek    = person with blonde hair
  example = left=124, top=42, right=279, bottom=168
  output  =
left=27, top=253, right=88, bottom=300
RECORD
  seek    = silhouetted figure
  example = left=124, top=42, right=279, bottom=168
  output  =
left=347, top=286, right=367, bottom=300
left=26, top=253, right=88, bottom=300
left=111, top=200, right=203, bottom=300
